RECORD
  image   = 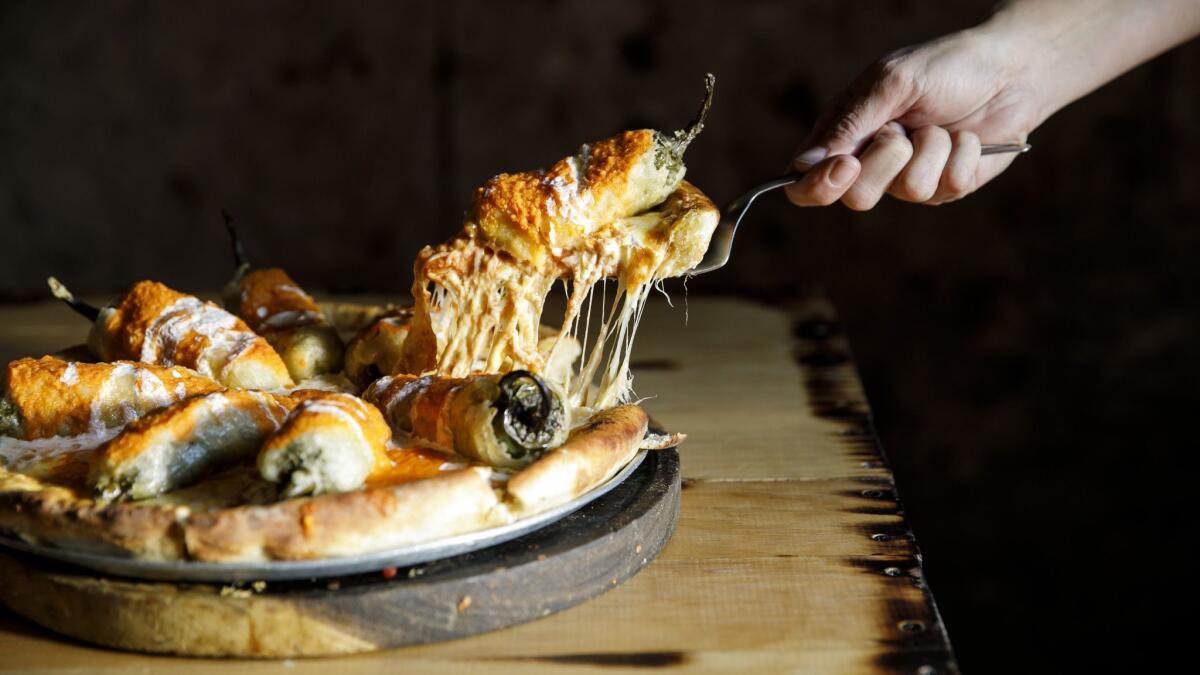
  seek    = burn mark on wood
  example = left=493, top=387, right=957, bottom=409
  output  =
left=845, top=505, right=905, bottom=516
left=850, top=475, right=893, bottom=486
left=855, top=520, right=915, bottom=545
left=517, top=650, right=688, bottom=667
left=788, top=306, right=959, bottom=672
left=809, top=399, right=868, bottom=421
left=845, top=557, right=922, bottom=584
left=797, top=350, right=849, bottom=367
left=874, top=595, right=951, bottom=650
left=874, top=647, right=961, bottom=675
left=792, top=319, right=874, bottom=434
left=841, top=478, right=899, bottom=507
left=841, top=436, right=884, bottom=461
left=840, top=425, right=874, bottom=438
left=857, top=487, right=896, bottom=500
left=846, top=558, right=959, bottom=671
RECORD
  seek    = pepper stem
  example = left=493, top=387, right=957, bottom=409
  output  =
left=222, top=209, right=250, bottom=273
left=670, top=72, right=716, bottom=156
left=47, top=277, right=100, bottom=321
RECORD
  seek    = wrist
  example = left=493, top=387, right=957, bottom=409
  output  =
left=970, top=10, right=1062, bottom=127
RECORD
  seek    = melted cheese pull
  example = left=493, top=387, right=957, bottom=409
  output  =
left=257, top=392, right=392, bottom=497
left=88, top=280, right=293, bottom=390
left=0, top=356, right=222, bottom=440
left=224, top=268, right=345, bottom=381
left=88, top=390, right=290, bottom=501
left=344, top=310, right=580, bottom=389
left=400, top=81, right=719, bottom=410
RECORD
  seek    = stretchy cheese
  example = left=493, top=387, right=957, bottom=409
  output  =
left=398, top=77, right=719, bottom=411
left=89, top=280, right=293, bottom=390
left=0, top=356, right=222, bottom=440
left=344, top=310, right=581, bottom=389
left=224, top=268, right=345, bottom=381
left=258, top=392, right=391, bottom=497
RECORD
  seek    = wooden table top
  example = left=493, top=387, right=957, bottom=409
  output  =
left=0, top=294, right=957, bottom=674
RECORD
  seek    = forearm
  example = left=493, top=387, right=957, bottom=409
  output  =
left=981, top=0, right=1200, bottom=123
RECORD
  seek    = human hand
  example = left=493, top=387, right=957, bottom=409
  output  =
left=785, top=28, right=1043, bottom=210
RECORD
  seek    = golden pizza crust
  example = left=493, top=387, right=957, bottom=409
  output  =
left=0, top=471, right=187, bottom=560
left=181, top=467, right=503, bottom=562
left=507, top=405, right=649, bottom=516
left=0, top=464, right=502, bottom=562
left=0, top=405, right=652, bottom=562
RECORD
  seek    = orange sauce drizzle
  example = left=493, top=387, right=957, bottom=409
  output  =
left=366, top=446, right=455, bottom=488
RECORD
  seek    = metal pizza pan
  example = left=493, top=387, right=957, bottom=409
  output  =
left=0, top=451, right=646, bottom=583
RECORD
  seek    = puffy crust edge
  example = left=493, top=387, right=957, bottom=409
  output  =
left=0, top=471, right=186, bottom=560
left=182, top=467, right=504, bottom=562
left=0, top=406, right=652, bottom=562
left=507, top=404, right=649, bottom=516
left=0, top=464, right=505, bottom=563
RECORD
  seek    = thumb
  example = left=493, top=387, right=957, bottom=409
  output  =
left=792, top=65, right=912, bottom=170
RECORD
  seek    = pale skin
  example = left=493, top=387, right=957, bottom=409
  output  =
left=785, top=0, right=1200, bottom=210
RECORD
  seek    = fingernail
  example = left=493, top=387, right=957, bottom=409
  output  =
left=792, top=146, right=828, bottom=170
left=827, top=156, right=857, bottom=187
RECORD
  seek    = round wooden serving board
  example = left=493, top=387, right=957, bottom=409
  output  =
left=0, top=449, right=680, bottom=658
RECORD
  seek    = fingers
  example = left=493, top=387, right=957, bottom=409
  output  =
left=928, top=130, right=981, bottom=204
left=783, top=155, right=862, bottom=207
left=792, top=58, right=914, bottom=170
left=788, top=125, right=1007, bottom=210
left=840, top=122, right=912, bottom=211
left=888, top=126, right=952, bottom=203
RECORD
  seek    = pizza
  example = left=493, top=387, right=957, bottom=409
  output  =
left=0, top=76, right=717, bottom=564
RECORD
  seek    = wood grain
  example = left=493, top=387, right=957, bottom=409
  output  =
left=0, top=295, right=958, bottom=673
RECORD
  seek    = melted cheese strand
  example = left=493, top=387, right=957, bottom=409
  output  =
left=402, top=121, right=720, bottom=417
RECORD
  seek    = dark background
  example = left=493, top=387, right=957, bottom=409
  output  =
left=2, top=1, right=1197, bottom=671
